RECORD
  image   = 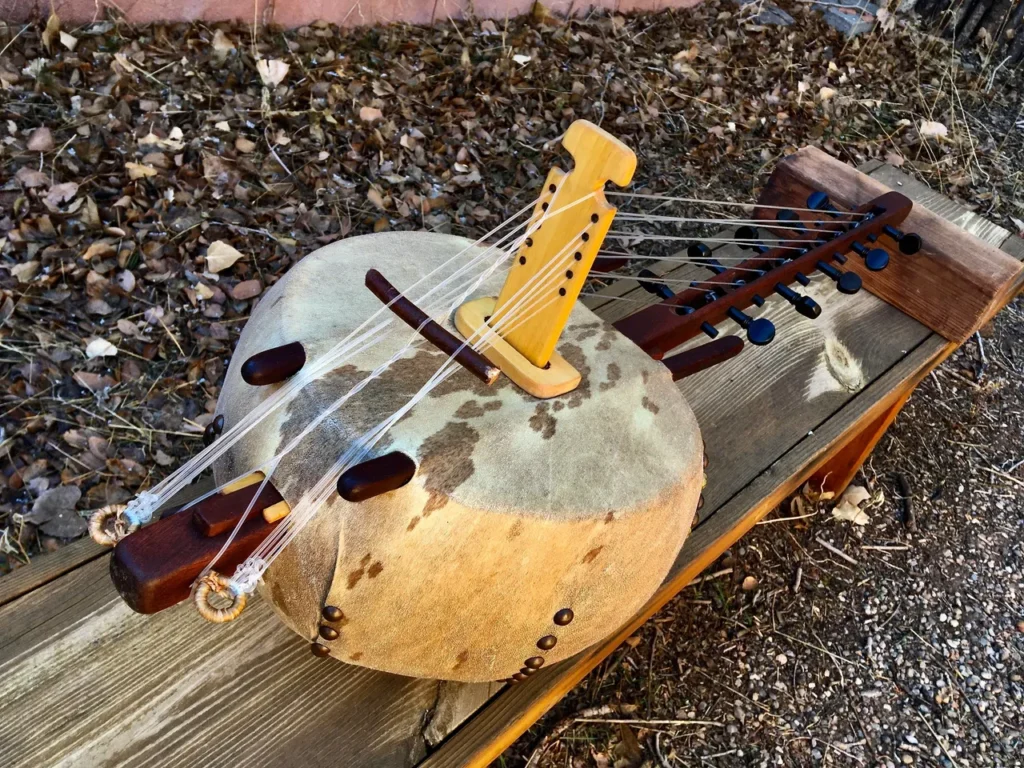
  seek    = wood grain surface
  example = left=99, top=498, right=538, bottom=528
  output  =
left=755, top=147, right=1024, bottom=343
left=0, top=163, right=1017, bottom=768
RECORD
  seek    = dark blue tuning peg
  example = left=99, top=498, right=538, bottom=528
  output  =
left=882, top=225, right=922, bottom=255
left=638, top=268, right=674, bottom=301
left=670, top=301, right=718, bottom=339
left=775, top=283, right=821, bottom=319
left=807, top=191, right=842, bottom=218
left=817, top=261, right=861, bottom=294
left=736, top=225, right=811, bottom=285
left=726, top=307, right=775, bottom=346
left=850, top=242, right=889, bottom=271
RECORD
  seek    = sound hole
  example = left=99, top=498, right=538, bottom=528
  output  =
left=559, top=288, right=567, bottom=296
left=590, top=213, right=599, bottom=223
left=548, top=184, right=556, bottom=193
left=581, top=233, right=590, bottom=242
left=519, top=256, right=526, bottom=265
left=574, top=252, right=582, bottom=261
left=565, top=270, right=573, bottom=279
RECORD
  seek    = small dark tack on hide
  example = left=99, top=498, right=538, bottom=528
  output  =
left=311, top=643, right=331, bottom=657
left=322, top=605, right=344, bottom=623
left=319, top=625, right=339, bottom=641
left=537, top=635, right=557, bottom=650
left=524, top=656, right=545, bottom=669
left=553, top=608, right=574, bottom=626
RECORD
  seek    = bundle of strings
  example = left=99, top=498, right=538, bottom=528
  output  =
left=106, top=180, right=869, bottom=607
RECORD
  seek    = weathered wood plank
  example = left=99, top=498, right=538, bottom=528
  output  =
left=0, top=479, right=217, bottom=609
left=417, top=163, right=1024, bottom=767
left=0, top=535, right=105, bottom=609
left=0, top=558, right=441, bottom=768
left=756, top=147, right=1024, bottom=343
left=417, top=334, right=955, bottom=768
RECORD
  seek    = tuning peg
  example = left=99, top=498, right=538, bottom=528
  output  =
left=774, top=283, right=821, bottom=319
left=726, top=307, right=775, bottom=346
left=736, top=225, right=811, bottom=285
left=778, top=209, right=835, bottom=244
left=776, top=209, right=807, bottom=231
left=242, top=341, right=307, bottom=386
left=807, top=191, right=841, bottom=218
left=850, top=242, right=890, bottom=271
left=817, top=261, right=862, bottom=294
left=638, top=269, right=674, bottom=301
left=882, top=225, right=922, bottom=255
left=687, top=242, right=714, bottom=261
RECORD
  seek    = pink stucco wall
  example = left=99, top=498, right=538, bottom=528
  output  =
left=1, top=0, right=702, bottom=27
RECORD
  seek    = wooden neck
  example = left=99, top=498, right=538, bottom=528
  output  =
left=489, top=121, right=636, bottom=368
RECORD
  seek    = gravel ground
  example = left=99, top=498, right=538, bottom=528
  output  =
left=505, top=301, right=1024, bottom=766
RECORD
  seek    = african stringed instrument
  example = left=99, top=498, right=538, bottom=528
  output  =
left=89, top=121, right=1023, bottom=684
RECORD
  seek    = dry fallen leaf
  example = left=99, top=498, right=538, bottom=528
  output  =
left=919, top=120, right=949, bottom=140
left=10, top=261, right=40, bottom=283
left=257, top=59, right=289, bottom=87
left=832, top=484, right=871, bottom=525
left=359, top=106, right=383, bottom=122
left=45, top=181, right=79, bottom=208
left=27, top=126, right=54, bottom=151
left=85, top=338, right=118, bottom=358
left=819, top=86, right=837, bottom=101
left=212, top=29, right=236, bottom=59
left=126, top=162, right=158, bottom=179
left=205, top=240, right=246, bottom=273
left=15, top=166, right=48, bottom=188
left=235, top=136, right=257, bottom=153
left=41, top=12, right=60, bottom=52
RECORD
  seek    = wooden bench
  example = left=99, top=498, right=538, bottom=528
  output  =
left=1, top=161, right=1021, bottom=768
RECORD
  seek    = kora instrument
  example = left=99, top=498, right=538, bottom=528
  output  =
left=93, top=120, right=934, bottom=683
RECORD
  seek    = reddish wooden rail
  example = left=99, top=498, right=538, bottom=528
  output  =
left=612, top=191, right=913, bottom=359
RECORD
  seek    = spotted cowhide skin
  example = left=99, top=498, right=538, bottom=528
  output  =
left=215, top=231, right=703, bottom=682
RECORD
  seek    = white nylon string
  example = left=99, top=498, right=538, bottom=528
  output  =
left=122, top=193, right=599, bottom=529
left=605, top=191, right=865, bottom=217
left=226, top=220, right=593, bottom=593
left=122, top=199, right=542, bottom=527
left=194, top=198, right=596, bottom=588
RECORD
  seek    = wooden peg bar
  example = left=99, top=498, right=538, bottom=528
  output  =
left=337, top=451, right=417, bottom=502
left=365, top=269, right=501, bottom=386
left=662, top=336, right=745, bottom=381
left=241, top=341, right=306, bottom=386
left=110, top=479, right=287, bottom=615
